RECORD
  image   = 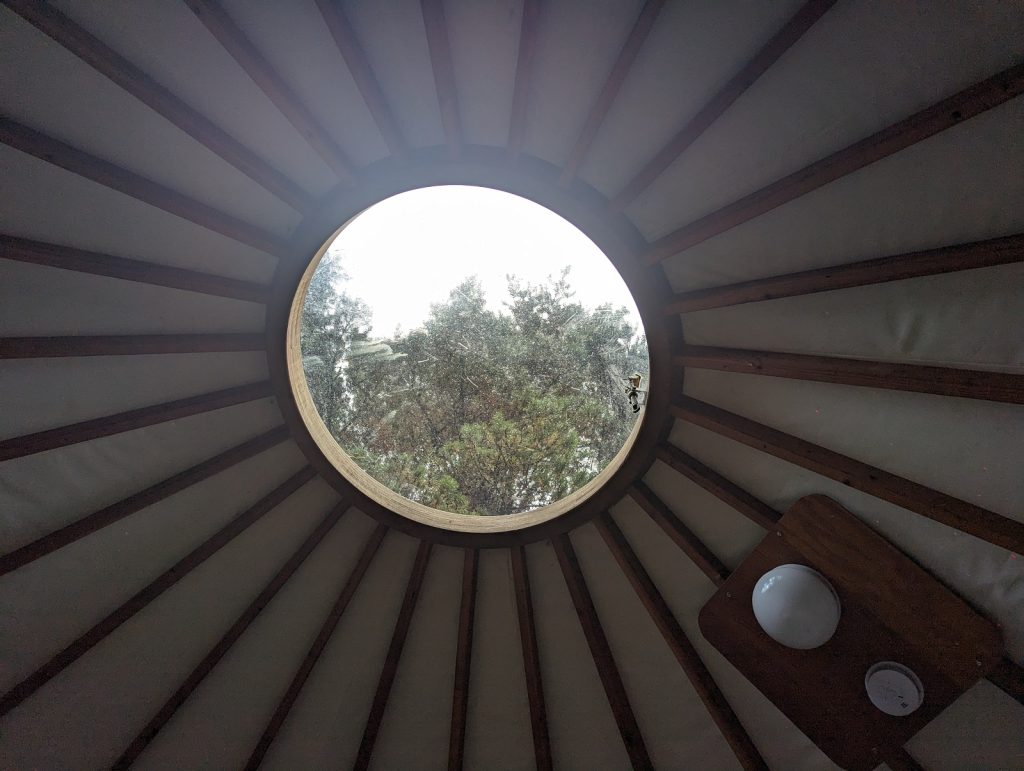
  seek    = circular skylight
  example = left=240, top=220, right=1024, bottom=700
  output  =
left=297, top=186, right=648, bottom=518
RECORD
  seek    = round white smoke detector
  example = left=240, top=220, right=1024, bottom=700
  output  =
left=865, top=662, right=924, bottom=716
left=751, top=563, right=841, bottom=650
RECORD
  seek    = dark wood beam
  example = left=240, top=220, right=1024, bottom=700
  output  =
left=628, top=481, right=730, bottom=585
left=0, top=465, right=316, bottom=717
left=510, top=545, right=552, bottom=771
left=0, top=234, right=271, bottom=303
left=883, top=747, right=928, bottom=771
left=245, top=524, right=389, bottom=770
left=354, top=540, right=433, bottom=770
left=0, top=333, right=265, bottom=359
left=0, top=380, right=273, bottom=463
left=314, top=0, right=407, bottom=159
left=557, top=0, right=666, bottom=187
left=420, top=0, right=462, bottom=157
left=113, top=497, right=351, bottom=768
left=665, top=233, right=1024, bottom=314
left=672, top=397, right=1024, bottom=554
left=0, top=117, right=290, bottom=258
left=448, top=548, right=479, bottom=771
left=595, top=514, right=769, bottom=771
left=552, top=533, right=652, bottom=770
left=609, top=0, right=835, bottom=210
left=655, top=443, right=781, bottom=530
left=987, top=657, right=1024, bottom=708
left=2, top=0, right=311, bottom=212
left=676, top=344, right=1024, bottom=405
left=645, top=62, right=1024, bottom=264
left=183, top=0, right=355, bottom=182
left=506, top=0, right=540, bottom=159
left=0, top=425, right=289, bottom=576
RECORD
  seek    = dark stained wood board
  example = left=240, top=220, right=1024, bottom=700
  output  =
left=699, top=495, right=1002, bottom=770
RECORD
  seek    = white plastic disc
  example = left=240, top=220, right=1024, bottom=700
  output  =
left=865, top=662, right=924, bottom=716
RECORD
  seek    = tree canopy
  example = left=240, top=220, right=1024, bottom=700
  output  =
left=300, top=254, right=648, bottom=516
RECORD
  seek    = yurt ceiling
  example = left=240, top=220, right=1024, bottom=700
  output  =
left=1, top=1, right=1022, bottom=769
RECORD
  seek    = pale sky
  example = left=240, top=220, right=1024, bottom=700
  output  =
left=324, top=185, right=642, bottom=337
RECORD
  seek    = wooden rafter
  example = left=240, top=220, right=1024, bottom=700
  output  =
left=183, top=0, right=355, bottom=182
left=628, top=481, right=730, bottom=584
left=0, top=466, right=316, bottom=717
left=595, top=514, right=769, bottom=771
left=672, top=397, right=1024, bottom=554
left=245, top=523, right=389, bottom=770
left=448, top=548, right=479, bottom=771
left=0, top=381, right=273, bottom=463
left=645, top=62, right=1024, bottom=264
left=420, top=0, right=462, bottom=157
left=2, top=0, right=311, bottom=212
left=112, top=498, right=351, bottom=768
left=609, top=0, right=835, bottom=210
left=665, top=233, right=1024, bottom=314
left=0, top=117, right=290, bottom=258
left=676, top=344, right=1024, bottom=405
left=987, top=658, right=1024, bottom=708
left=552, top=534, right=652, bottom=770
left=506, top=0, right=540, bottom=159
left=557, top=0, right=666, bottom=187
left=0, top=425, right=289, bottom=577
left=0, top=333, right=265, bottom=359
left=0, top=234, right=271, bottom=303
left=510, top=545, right=552, bottom=771
left=314, top=0, right=407, bottom=159
left=883, top=747, right=928, bottom=771
left=655, top=443, right=781, bottom=530
left=354, top=540, right=433, bottom=770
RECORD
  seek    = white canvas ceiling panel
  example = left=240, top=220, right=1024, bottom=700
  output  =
left=0, top=8, right=301, bottom=238
left=0, top=146, right=278, bottom=283
left=0, top=470, right=331, bottom=770
left=578, top=0, right=806, bottom=197
left=462, top=548, right=534, bottom=771
left=135, top=508, right=379, bottom=771
left=661, top=97, right=1024, bottom=292
left=344, top=0, right=446, bottom=150
left=0, top=399, right=283, bottom=554
left=628, top=0, right=1024, bottom=239
left=520, top=0, right=644, bottom=168
left=46, top=0, right=337, bottom=197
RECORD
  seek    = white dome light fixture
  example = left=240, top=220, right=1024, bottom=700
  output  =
left=751, top=564, right=841, bottom=650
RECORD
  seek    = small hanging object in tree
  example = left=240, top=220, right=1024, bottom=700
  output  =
left=625, top=372, right=644, bottom=414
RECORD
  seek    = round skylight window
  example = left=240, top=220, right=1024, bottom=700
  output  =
left=293, top=185, right=648, bottom=527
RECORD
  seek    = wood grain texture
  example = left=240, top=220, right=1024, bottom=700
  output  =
left=184, top=0, right=354, bottom=181
left=553, top=533, right=652, bottom=771
left=245, top=524, right=389, bottom=770
left=655, top=443, right=781, bottom=529
left=664, top=233, right=1024, bottom=314
left=628, top=481, right=730, bottom=584
left=646, top=62, right=1024, bottom=264
left=676, top=344, right=1024, bottom=404
left=0, top=234, right=271, bottom=303
left=315, top=0, right=407, bottom=158
left=610, top=0, right=835, bottom=210
left=421, top=0, right=462, bottom=157
left=0, top=333, right=265, bottom=358
left=987, top=657, right=1024, bottom=708
left=0, top=117, right=290, bottom=258
left=0, top=466, right=316, bottom=717
left=447, top=548, right=478, bottom=771
left=558, top=0, right=666, bottom=187
left=112, top=498, right=351, bottom=768
left=0, top=425, right=290, bottom=576
left=507, top=0, right=540, bottom=158
left=596, top=514, right=769, bottom=771
left=510, top=545, right=552, bottom=771
left=0, top=381, right=274, bottom=462
left=2, top=0, right=311, bottom=211
left=673, top=397, right=1024, bottom=555
left=354, top=540, right=433, bottom=770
